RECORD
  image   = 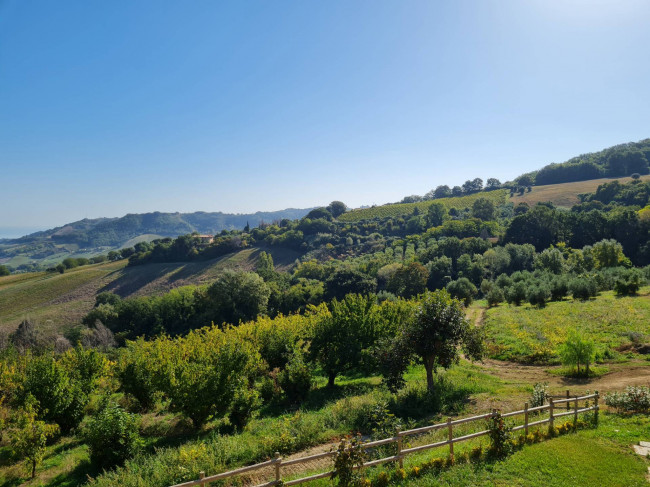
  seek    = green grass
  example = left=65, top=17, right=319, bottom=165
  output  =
left=483, top=288, right=650, bottom=363
left=390, top=413, right=650, bottom=487
left=338, top=190, right=508, bottom=222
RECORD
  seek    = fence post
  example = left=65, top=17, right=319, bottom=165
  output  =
left=199, top=471, right=205, bottom=487
left=594, top=391, right=599, bottom=425
left=566, top=390, right=570, bottom=411
left=396, top=427, right=403, bottom=469
left=549, top=399, right=555, bottom=433
left=274, top=451, right=282, bottom=485
left=524, top=402, right=529, bottom=436
left=573, top=396, right=578, bottom=429
left=447, top=417, right=454, bottom=463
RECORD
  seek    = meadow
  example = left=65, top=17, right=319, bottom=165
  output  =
left=483, top=287, right=650, bottom=363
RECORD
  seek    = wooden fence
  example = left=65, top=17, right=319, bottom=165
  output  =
left=170, top=391, right=599, bottom=487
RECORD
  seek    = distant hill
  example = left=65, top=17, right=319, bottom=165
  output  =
left=0, top=208, right=311, bottom=269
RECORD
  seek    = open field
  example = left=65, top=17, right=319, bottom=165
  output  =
left=0, top=246, right=301, bottom=335
left=339, top=190, right=508, bottom=222
left=509, top=174, right=650, bottom=208
left=482, top=287, right=650, bottom=363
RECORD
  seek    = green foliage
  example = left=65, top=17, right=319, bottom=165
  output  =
left=560, top=330, right=595, bottom=375
left=9, top=398, right=59, bottom=479
left=278, top=350, right=313, bottom=403
left=505, top=281, right=528, bottom=306
left=530, top=382, right=547, bottom=408
left=472, top=197, right=496, bottom=220
left=17, top=354, right=88, bottom=433
left=605, top=386, right=650, bottom=413
left=446, top=277, right=477, bottom=306
left=82, top=397, right=142, bottom=469
left=487, top=412, right=513, bottom=459
left=310, top=294, right=380, bottom=386
left=205, top=270, right=271, bottom=326
left=0, top=264, right=10, bottom=276
left=569, top=277, right=598, bottom=300
left=228, top=387, right=261, bottom=430
left=527, top=283, right=551, bottom=307
left=486, top=286, right=504, bottom=307
left=332, top=436, right=367, bottom=487
left=613, top=268, right=644, bottom=295
left=386, top=262, right=428, bottom=298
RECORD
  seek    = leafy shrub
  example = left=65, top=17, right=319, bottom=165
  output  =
left=505, top=282, right=527, bottom=306
left=82, top=398, right=142, bottom=469
left=569, top=278, right=598, bottom=300
left=605, top=386, right=650, bottom=413
left=486, top=286, right=504, bottom=307
left=527, top=284, right=551, bottom=307
left=278, top=350, right=313, bottom=403
left=529, top=382, right=547, bottom=408
left=614, top=268, right=644, bottom=296
left=487, top=412, right=513, bottom=459
left=332, top=436, right=367, bottom=487
left=549, top=276, right=569, bottom=301
left=18, top=354, right=87, bottom=433
left=446, top=278, right=477, bottom=306
left=229, top=387, right=261, bottom=430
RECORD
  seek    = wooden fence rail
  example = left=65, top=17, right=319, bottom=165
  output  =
left=170, top=391, right=599, bottom=487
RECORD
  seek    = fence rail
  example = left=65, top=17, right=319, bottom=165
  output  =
left=170, top=391, right=599, bottom=487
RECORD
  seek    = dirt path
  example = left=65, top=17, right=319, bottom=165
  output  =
left=482, top=358, right=650, bottom=393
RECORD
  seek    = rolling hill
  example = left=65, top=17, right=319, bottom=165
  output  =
left=0, top=246, right=301, bottom=336
left=0, top=208, right=311, bottom=270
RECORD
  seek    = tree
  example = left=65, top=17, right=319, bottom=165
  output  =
left=309, top=294, right=379, bottom=387
left=534, top=247, right=565, bottom=274
left=592, top=239, right=628, bottom=268
left=256, top=251, right=277, bottom=281
left=426, top=202, right=448, bottom=227
left=9, top=319, right=41, bottom=354
left=462, top=178, right=483, bottom=194
left=434, top=185, right=452, bottom=198
left=82, top=398, right=142, bottom=469
left=205, top=271, right=270, bottom=325
left=386, top=262, right=428, bottom=298
left=517, top=174, right=535, bottom=186
left=452, top=186, right=463, bottom=196
left=485, top=178, right=502, bottom=190
left=472, top=197, right=496, bottom=221
left=402, top=290, right=482, bottom=390
left=0, top=265, right=10, bottom=276
left=10, top=399, right=59, bottom=479
left=327, top=201, right=347, bottom=218
left=325, top=267, right=376, bottom=300
left=446, top=278, right=477, bottom=306
left=305, top=207, right=333, bottom=221
left=560, top=330, right=595, bottom=375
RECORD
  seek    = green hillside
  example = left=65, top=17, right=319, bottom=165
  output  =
left=0, top=246, right=300, bottom=336
left=339, top=189, right=508, bottom=222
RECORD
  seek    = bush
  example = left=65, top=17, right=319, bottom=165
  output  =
left=614, top=269, right=644, bottom=296
left=278, top=350, right=313, bottom=403
left=486, top=287, right=504, bottom=307
left=445, top=278, right=477, bottom=306
left=505, top=281, right=527, bottom=306
left=549, top=276, right=569, bottom=301
left=605, top=386, right=650, bottom=413
left=229, top=387, right=261, bottom=430
left=527, top=284, right=550, bottom=307
left=82, top=398, right=142, bottom=469
left=569, top=278, right=598, bottom=300
left=530, top=382, right=547, bottom=408
left=487, top=412, right=513, bottom=459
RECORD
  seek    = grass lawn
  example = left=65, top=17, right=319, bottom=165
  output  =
left=483, top=288, right=650, bottom=363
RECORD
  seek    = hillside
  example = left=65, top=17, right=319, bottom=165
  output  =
left=0, top=208, right=311, bottom=270
left=509, top=174, right=650, bottom=208
left=339, top=189, right=508, bottom=222
left=0, top=246, right=301, bottom=336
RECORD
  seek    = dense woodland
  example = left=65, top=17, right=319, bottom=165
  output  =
left=2, top=164, right=650, bottom=485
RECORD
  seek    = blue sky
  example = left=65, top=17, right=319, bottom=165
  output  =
left=1, top=0, right=650, bottom=235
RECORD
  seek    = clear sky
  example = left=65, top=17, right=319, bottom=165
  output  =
left=1, top=0, right=650, bottom=236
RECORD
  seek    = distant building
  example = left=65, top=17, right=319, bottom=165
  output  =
left=196, top=234, right=214, bottom=244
